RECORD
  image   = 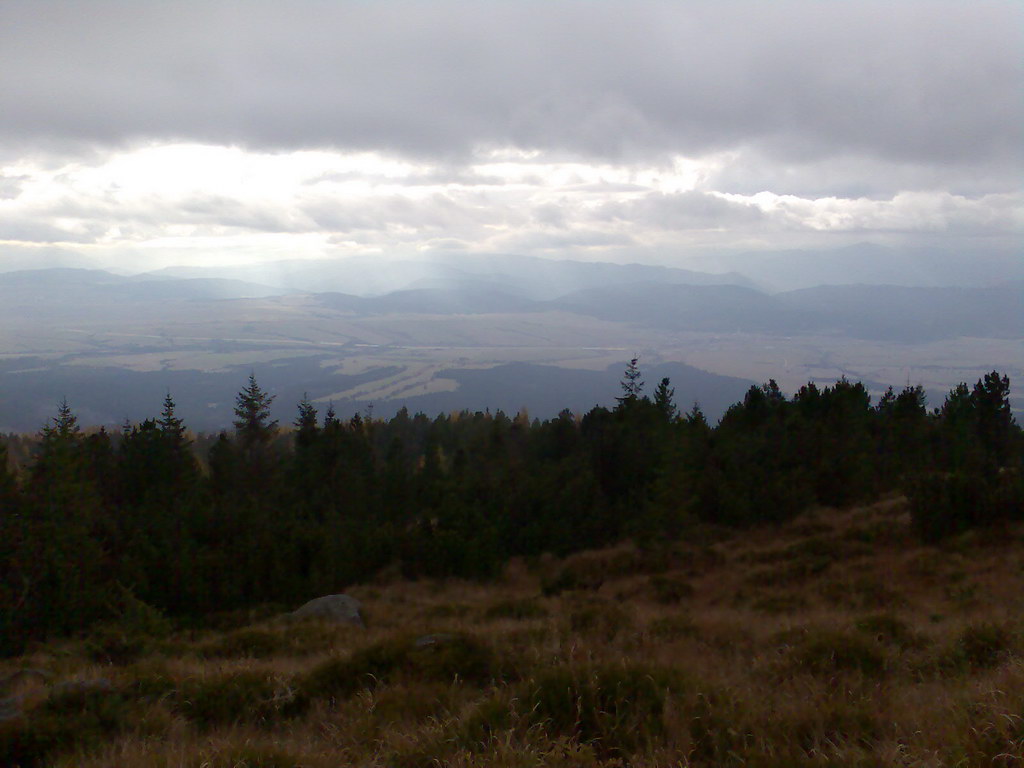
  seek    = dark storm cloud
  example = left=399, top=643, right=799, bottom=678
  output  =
left=0, top=1, right=1019, bottom=174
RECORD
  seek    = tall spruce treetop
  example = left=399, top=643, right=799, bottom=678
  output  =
left=234, top=374, right=278, bottom=448
left=294, top=393, right=318, bottom=431
left=616, top=357, right=644, bottom=407
left=43, top=398, right=80, bottom=441
left=157, top=391, right=188, bottom=444
left=653, top=377, right=676, bottom=420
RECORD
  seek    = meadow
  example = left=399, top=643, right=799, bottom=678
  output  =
left=3, top=496, right=1023, bottom=767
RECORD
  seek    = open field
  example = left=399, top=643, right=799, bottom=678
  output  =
left=3, top=497, right=1024, bottom=766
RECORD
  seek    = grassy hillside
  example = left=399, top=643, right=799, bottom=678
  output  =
left=3, top=496, right=1023, bottom=767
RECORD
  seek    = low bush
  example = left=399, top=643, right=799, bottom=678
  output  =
left=854, top=613, right=927, bottom=651
left=174, top=670, right=308, bottom=728
left=646, top=614, right=698, bottom=640
left=483, top=598, right=549, bottom=621
left=188, top=745, right=317, bottom=768
left=947, top=622, right=1016, bottom=669
left=565, top=596, right=629, bottom=640
left=777, top=627, right=888, bottom=677
left=302, top=632, right=502, bottom=702
left=464, top=662, right=682, bottom=757
left=648, top=575, right=695, bottom=604
left=0, top=682, right=130, bottom=767
left=749, top=592, right=809, bottom=614
left=83, top=586, right=173, bottom=665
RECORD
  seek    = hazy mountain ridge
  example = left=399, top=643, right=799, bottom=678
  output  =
left=0, top=248, right=1019, bottom=432
left=691, top=243, right=1024, bottom=292
left=143, top=252, right=759, bottom=299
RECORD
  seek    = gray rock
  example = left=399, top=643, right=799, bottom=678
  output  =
left=290, top=594, right=364, bottom=627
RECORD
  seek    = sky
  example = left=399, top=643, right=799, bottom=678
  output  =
left=0, top=1, right=1020, bottom=272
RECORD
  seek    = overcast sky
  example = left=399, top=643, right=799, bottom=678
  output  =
left=0, top=1, right=1020, bottom=271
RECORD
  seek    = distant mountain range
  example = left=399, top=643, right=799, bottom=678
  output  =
left=1, top=261, right=1020, bottom=343
left=0, top=246, right=1019, bottom=432
left=144, top=252, right=758, bottom=299
left=687, top=242, right=1024, bottom=292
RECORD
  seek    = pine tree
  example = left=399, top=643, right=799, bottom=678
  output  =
left=616, top=357, right=644, bottom=407
left=295, top=393, right=318, bottom=432
left=43, top=397, right=80, bottom=441
left=234, top=374, right=278, bottom=450
left=0, top=439, right=18, bottom=512
left=157, top=391, right=188, bottom=445
left=653, top=377, right=676, bottom=420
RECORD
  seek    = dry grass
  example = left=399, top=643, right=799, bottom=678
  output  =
left=3, top=497, right=1024, bottom=767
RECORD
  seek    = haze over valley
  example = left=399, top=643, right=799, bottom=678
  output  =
left=0, top=244, right=1019, bottom=432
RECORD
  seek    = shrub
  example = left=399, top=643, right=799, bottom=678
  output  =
left=749, top=593, right=808, bottom=614
left=565, top=596, right=629, bottom=640
left=189, top=745, right=315, bottom=768
left=819, top=576, right=903, bottom=610
left=647, top=614, right=698, bottom=640
left=83, top=586, right=173, bottom=665
left=778, top=627, right=888, bottom=677
left=948, top=622, right=1016, bottom=669
left=854, top=613, right=927, bottom=651
left=303, top=633, right=501, bottom=702
left=648, top=575, right=695, bottom=604
left=199, top=627, right=292, bottom=659
left=463, top=663, right=681, bottom=756
left=175, top=670, right=308, bottom=728
left=483, top=598, right=549, bottom=621
left=0, top=682, right=129, bottom=767
left=541, top=548, right=671, bottom=597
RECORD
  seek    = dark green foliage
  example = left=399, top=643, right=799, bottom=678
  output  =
left=854, top=613, right=927, bottom=651
left=483, top=598, right=549, bottom=620
left=0, top=369, right=1020, bottom=654
left=649, top=574, right=695, bottom=604
left=303, top=633, right=501, bottom=702
left=909, top=470, right=1023, bottom=542
left=515, top=663, right=680, bottom=754
left=198, top=622, right=344, bottom=659
left=566, top=596, right=629, bottom=639
left=778, top=627, right=889, bottom=677
left=192, top=746, right=313, bottom=768
left=175, top=670, right=309, bottom=728
left=948, top=622, right=1016, bottom=669
left=0, top=683, right=130, bottom=768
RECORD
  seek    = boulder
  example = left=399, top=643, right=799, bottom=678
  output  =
left=290, top=594, right=364, bottom=627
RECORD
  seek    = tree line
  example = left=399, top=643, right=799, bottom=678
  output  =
left=0, top=365, right=1021, bottom=655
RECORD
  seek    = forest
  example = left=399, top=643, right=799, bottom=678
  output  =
left=0, top=364, right=1021, bottom=657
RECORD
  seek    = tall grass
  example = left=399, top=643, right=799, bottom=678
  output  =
left=3, top=498, right=1022, bottom=767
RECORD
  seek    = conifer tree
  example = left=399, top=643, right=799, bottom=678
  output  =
left=972, top=371, right=1014, bottom=469
left=234, top=374, right=278, bottom=450
left=616, top=357, right=644, bottom=407
left=157, top=391, right=188, bottom=445
left=653, top=377, right=676, bottom=420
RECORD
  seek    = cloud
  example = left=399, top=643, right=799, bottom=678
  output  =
left=596, top=191, right=765, bottom=230
left=0, top=1, right=1018, bottom=176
